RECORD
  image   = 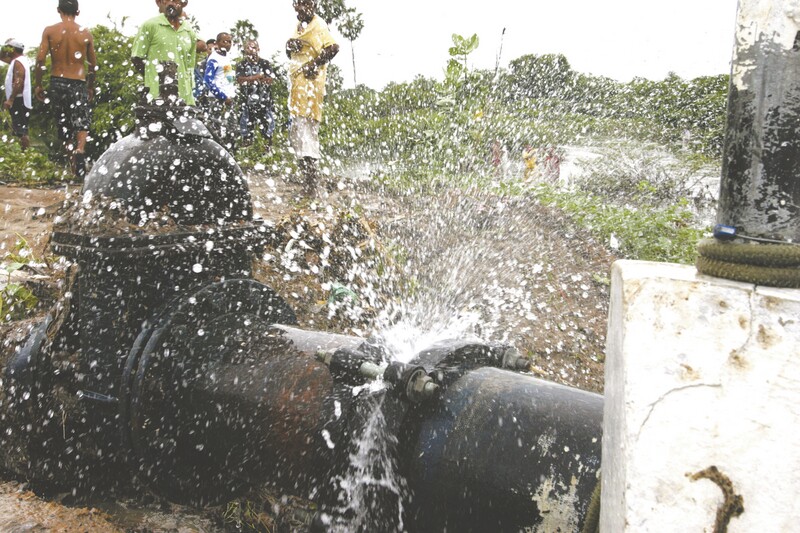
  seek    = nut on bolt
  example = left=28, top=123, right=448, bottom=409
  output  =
left=405, top=367, right=439, bottom=404
left=502, top=347, right=531, bottom=370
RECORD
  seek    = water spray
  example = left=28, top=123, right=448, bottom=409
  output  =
left=0, top=62, right=603, bottom=532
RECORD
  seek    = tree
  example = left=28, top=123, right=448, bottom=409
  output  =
left=229, top=19, right=259, bottom=53
left=507, top=53, right=574, bottom=99
left=337, top=8, right=364, bottom=85
left=317, top=0, right=348, bottom=24
left=446, top=33, right=479, bottom=88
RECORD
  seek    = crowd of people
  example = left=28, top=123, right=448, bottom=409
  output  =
left=3, top=0, right=339, bottom=196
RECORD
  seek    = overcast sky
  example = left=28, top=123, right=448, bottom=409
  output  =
left=2, top=0, right=739, bottom=89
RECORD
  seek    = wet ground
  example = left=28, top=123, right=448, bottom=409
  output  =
left=0, top=169, right=616, bottom=531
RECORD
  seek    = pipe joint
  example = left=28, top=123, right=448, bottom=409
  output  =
left=384, top=362, right=440, bottom=404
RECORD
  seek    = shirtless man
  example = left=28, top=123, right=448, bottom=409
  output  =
left=34, top=0, right=96, bottom=178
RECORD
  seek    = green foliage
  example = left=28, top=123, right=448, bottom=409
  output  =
left=1, top=236, right=40, bottom=323
left=505, top=53, right=575, bottom=99
left=446, top=33, right=479, bottom=87
left=222, top=499, right=272, bottom=532
left=89, top=25, right=139, bottom=160
left=533, top=185, right=705, bottom=264
left=337, top=8, right=365, bottom=41
left=0, top=138, right=65, bottom=184
left=317, top=0, right=362, bottom=28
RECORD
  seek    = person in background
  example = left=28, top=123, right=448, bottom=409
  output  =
left=286, top=0, right=339, bottom=197
left=203, top=32, right=237, bottom=151
left=205, top=38, right=217, bottom=57
left=543, top=145, right=562, bottom=182
left=34, top=0, right=96, bottom=178
left=491, top=139, right=502, bottom=175
left=1, top=39, right=32, bottom=151
left=131, top=0, right=197, bottom=105
left=192, top=38, right=215, bottom=110
left=522, top=144, right=537, bottom=181
left=236, top=39, right=275, bottom=149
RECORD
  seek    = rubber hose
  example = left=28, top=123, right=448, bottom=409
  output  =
left=696, top=239, right=800, bottom=288
left=581, top=475, right=601, bottom=533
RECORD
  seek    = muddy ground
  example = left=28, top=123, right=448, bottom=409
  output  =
left=0, top=170, right=617, bottom=531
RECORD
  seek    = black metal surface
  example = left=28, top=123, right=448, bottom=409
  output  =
left=401, top=366, right=603, bottom=532
left=81, top=94, right=251, bottom=227
left=718, top=25, right=800, bottom=241
left=121, top=279, right=299, bottom=503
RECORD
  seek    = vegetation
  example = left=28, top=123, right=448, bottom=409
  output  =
left=1, top=236, right=40, bottom=323
left=0, top=25, right=726, bottom=268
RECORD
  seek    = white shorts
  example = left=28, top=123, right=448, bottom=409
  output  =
left=289, top=116, right=321, bottom=159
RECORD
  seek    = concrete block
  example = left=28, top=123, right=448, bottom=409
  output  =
left=601, top=260, right=800, bottom=532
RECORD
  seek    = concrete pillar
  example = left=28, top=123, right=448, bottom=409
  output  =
left=718, top=0, right=800, bottom=241
left=601, top=260, right=800, bottom=531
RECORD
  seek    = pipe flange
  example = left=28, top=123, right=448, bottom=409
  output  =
left=119, top=279, right=296, bottom=504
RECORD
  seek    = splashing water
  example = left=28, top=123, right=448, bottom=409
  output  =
left=329, top=394, right=407, bottom=533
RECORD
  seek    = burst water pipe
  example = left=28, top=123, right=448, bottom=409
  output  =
left=0, top=63, right=603, bottom=532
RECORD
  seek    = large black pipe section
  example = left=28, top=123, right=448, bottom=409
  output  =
left=717, top=0, right=800, bottom=241
left=401, top=367, right=602, bottom=532
left=0, top=70, right=267, bottom=493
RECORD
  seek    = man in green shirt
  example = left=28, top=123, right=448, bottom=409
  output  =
left=132, top=0, right=197, bottom=105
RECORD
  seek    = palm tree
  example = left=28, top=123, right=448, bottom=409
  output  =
left=337, top=9, right=364, bottom=86
left=229, top=20, right=259, bottom=54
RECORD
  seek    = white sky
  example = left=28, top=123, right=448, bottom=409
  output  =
left=3, top=0, right=739, bottom=89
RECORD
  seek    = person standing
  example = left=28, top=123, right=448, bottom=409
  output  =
left=236, top=39, right=275, bottom=149
left=203, top=32, right=237, bottom=152
left=1, top=39, right=32, bottom=151
left=192, top=38, right=216, bottom=111
left=131, top=0, right=197, bottom=105
left=286, top=0, right=339, bottom=196
left=543, top=145, right=562, bottom=183
left=522, top=145, right=537, bottom=181
left=34, top=0, right=96, bottom=178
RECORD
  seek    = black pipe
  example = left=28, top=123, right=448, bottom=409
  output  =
left=400, top=366, right=603, bottom=532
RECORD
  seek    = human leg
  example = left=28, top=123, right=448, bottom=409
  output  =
left=299, top=156, right=320, bottom=197
left=239, top=104, right=253, bottom=146
left=289, top=116, right=322, bottom=196
left=50, top=77, right=92, bottom=178
left=260, top=105, right=275, bottom=147
left=9, top=99, right=30, bottom=151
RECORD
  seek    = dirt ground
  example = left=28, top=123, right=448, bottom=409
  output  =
left=0, top=170, right=617, bottom=531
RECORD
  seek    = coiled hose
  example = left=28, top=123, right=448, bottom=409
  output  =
left=696, top=238, right=800, bottom=288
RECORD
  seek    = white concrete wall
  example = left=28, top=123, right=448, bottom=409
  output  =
left=601, top=260, right=800, bottom=532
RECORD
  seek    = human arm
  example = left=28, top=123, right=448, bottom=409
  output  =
left=286, top=38, right=304, bottom=59
left=33, top=29, right=49, bottom=102
left=130, top=23, right=151, bottom=76
left=302, top=43, right=339, bottom=79
left=236, top=69, right=271, bottom=85
left=3, top=60, right=26, bottom=110
left=85, top=31, right=97, bottom=102
left=203, top=58, right=232, bottom=104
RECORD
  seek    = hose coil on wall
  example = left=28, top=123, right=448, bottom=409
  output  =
left=696, top=239, right=800, bottom=288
